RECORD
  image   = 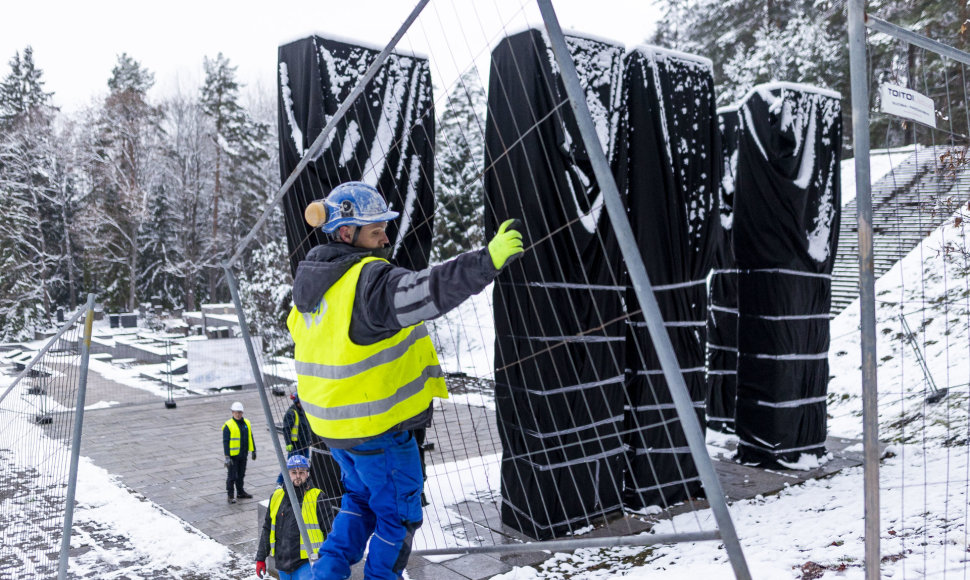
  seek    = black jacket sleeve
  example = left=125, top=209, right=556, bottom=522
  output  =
left=222, top=424, right=230, bottom=457
left=282, top=408, right=296, bottom=449
left=255, top=499, right=273, bottom=562
left=350, top=248, right=497, bottom=344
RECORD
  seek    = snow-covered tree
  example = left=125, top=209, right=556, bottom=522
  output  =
left=432, top=68, right=487, bottom=263
left=199, top=53, right=270, bottom=300
left=0, top=46, right=60, bottom=337
left=77, top=53, right=165, bottom=311
left=720, top=14, right=844, bottom=104
left=160, top=89, right=213, bottom=311
left=137, top=183, right=183, bottom=307
left=236, top=233, right=292, bottom=357
left=652, top=0, right=846, bottom=106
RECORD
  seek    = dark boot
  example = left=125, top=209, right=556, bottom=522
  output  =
left=228, top=495, right=236, bottom=504
left=237, top=490, right=253, bottom=499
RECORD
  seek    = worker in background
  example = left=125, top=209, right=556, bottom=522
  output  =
left=290, top=181, right=523, bottom=580
left=222, top=401, right=256, bottom=504
left=277, top=393, right=317, bottom=486
left=256, top=454, right=330, bottom=580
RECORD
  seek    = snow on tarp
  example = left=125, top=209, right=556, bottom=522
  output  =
left=615, top=45, right=720, bottom=508
left=277, top=35, right=436, bottom=275
left=732, top=83, right=842, bottom=467
left=706, top=106, right=740, bottom=433
left=484, top=28, right=627, bottom=540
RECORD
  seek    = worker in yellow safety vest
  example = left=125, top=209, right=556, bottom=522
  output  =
left=289, top=181, right=523, bottom=580
left=222, top=401, right=256, bottom=503
left=255, top=454, right=331, bottom=579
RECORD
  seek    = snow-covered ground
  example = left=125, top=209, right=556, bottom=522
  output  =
left=489, top=152, right=970, bottom=578
left=0, top=367, right=251, bottom=578
left=3, top=150, right=969, bottom=578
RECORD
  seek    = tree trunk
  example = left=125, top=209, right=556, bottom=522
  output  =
left=29, top=188, right=51, bottom=321
left=128, top=224, right=138, bottom=312
left=60, top=190, right=77, bottom=309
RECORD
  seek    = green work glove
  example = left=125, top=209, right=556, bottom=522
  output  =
left=488, top=219, right=524, bottom=270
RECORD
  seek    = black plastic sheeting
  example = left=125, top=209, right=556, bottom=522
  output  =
left=614, top=47, right=720, bottom=509
left=732, top=84, right=841, bottom=466
left=706, top=107, right=740, bottom=433
left=277, top=36, right=436, bottom=275
left=484, top=29, right=628, bottom=540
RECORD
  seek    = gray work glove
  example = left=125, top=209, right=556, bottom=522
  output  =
left=224, top=456, right=231, bottom=469
left=251, top=450, right=256, bottom=461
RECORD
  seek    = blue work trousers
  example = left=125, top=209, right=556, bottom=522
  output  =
left=311, top=430, right=423, bottom=580
left=279, top=561, right=312, bottom=580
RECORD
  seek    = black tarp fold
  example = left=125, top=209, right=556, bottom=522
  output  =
left=706, top=107, right=740, bottom=433
left=485, top=28, right=628, bottom=540
left=614, top=46, right=720, bottom=509
left=277, top=36, right=436, bottom=274
left=731, top=83, right=842, bottom=466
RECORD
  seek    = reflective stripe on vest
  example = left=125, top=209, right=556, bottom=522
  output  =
left=290, top=409, right=299, bottom=444
left=268, top=487, right=324, bottom=559
left=287, top=256, right=447, bottom=440
left=223, top=418, right=254, bottom=457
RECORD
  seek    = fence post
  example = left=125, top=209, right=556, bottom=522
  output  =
left=223, top=264, right=316, bottom=561
left=847, top=1, right=881, bottom=578
left=57, top=293, right=96, bottom=580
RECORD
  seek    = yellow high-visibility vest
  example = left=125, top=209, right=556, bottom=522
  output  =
left=289, top=409, right=300, bottom=446
left=269, top=487, right=324, bottom=559
left=287, top=256, right=447, bottom=440
left=223, top=418, right=254, bottom=457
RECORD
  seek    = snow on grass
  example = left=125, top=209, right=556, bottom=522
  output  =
left=490, top=442, right=968, bottom=579
left=427, top=281, right=495, bottom=379
left=840, top=145, right=918, bottom=208
left=827, top=202, right=970, bottom=445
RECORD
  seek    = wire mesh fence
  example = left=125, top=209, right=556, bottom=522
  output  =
left=0, top=296, right=93, bottom=578
left=222, top=0, right=751, bottom=572
left=844, top=5, right=970, bottom=577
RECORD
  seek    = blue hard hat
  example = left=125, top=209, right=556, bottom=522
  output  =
left=320, top=182, right=399, bottom=234
left=286, top=454, right=310, bottom=470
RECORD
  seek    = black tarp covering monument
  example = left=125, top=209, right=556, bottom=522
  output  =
left=484, top=29, right=627, bottom=539
left=614, top=46, right=720, bottom=509
left=277, top=36, right=436, bottom=275
left=706, top=107, right=740, bottom=433
left=732, top=83, right=841, bottom=466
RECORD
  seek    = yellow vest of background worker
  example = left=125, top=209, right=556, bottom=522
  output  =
left=222, top=417, right=254, bottom=456
left=268, top=487, right=324, bottom=559
left=286, top=257, right=447, bottom=440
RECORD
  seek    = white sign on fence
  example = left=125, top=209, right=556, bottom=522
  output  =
left=880, top=83, right=936, bottom=128
left=187, top=337, right=263, bottom=390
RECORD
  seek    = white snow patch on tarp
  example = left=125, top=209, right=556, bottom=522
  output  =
left=338, top=120, right=361, bottom=165
left=278, top=62, right=304, bottom=157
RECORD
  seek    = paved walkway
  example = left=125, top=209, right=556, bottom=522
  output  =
left=54, top=363, right=866, bottom=579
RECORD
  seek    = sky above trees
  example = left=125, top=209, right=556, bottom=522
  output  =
left=0, top=1, right=660, bottom=111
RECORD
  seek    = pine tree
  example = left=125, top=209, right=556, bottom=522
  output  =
left=0, top=46, right=60, bottom=337
left=138, top=183, right=183, bottom=307
left=432, top=68, right=487, bottom=263
left=199, top=53, right=270, bottom=301
left=0, top=46, right=53, bottom=129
